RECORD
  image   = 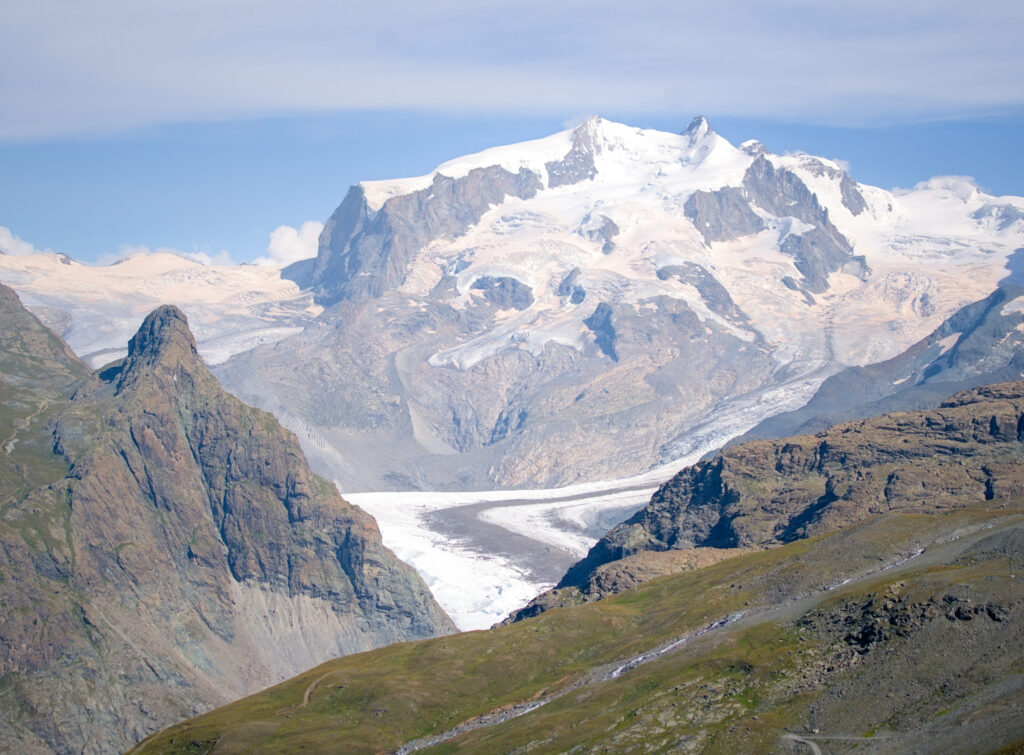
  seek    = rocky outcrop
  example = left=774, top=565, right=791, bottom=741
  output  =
left=683, top=187, right=765, bottom=244
left=742, top=155, right=862, bottom=292
left=0, top=293, right=454, bottom=754
left=553, top=380, right=1024, bottom=593
left=313, top=167, right=543, bottom=305
left=656, top=263, right=748, bottom=324
left=469, top=276, right=534, bottom=310
left=546, top=118, right=600, bottom=188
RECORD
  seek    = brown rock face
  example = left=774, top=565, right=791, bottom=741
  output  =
left=554, top=381, right=1024, bottom=593
left=0, top=292, right=454, bottom=754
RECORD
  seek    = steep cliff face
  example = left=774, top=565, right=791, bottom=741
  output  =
left=0, top=289, right=454, bottom=754
left=514, top=380, right=1024, bottom=614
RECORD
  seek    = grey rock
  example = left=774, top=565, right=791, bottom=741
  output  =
left=657, top=263, right=749, bottom=324
left=313, top=167, right=543, bottom=305
left=583, top=302, right=618, bottom=361
left=683, top=187, right=765, bottom=244
left=557, top=268, right=586, bottom=303
left=469, top=276, right=534, bottom=310
left=840, top=173, right=868, bottom=216
left=580, top=213, right=620, bottom=254
left=546, top=118, right=601, bottom=188
left=743, top=155, right=859, bottom=292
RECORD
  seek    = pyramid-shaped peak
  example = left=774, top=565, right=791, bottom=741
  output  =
left=570, top=115, right=608, bottom=148
left=574, top=114, right=604, bottom=131
left=127, top=305, right=196, bottom=360
left=117, top=305, right=202, bottom=390
left=684, top=115, right=712, bottom=138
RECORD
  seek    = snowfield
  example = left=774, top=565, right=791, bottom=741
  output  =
left=0, top=251, right=320, bottom=367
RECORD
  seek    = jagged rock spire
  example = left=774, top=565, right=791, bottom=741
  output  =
left=117, top=305, right=202, bottom=391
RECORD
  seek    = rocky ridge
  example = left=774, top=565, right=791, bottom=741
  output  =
left=0, top=286, right=454, bottom=754
left=509, top=380, right=1024, bottom=619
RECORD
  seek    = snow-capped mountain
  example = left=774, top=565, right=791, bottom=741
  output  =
left=0, top=251, right=320, bottom=367
left=218, top=116, right=1024, bottom=495
left=5, top=116, right=1023, bottom=630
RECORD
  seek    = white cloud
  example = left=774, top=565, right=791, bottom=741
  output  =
left=0, top=226, right=49, bottom=256
left=2, top=1, right=1022, bottom=139
left=252, top=221, right=323, bottom=267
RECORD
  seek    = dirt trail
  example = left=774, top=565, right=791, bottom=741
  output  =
left=277, top=672, right=333, bottom=715
left=1, top=397, right=51, bottom=453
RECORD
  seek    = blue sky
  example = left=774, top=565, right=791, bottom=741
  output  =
left=1, top=1, right=1022, bottom=264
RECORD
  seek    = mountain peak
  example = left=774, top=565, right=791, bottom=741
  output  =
left=127, top=305, right=197, bottom=360
left=684, top=115, right=711, bottom=138
left=573, top=114, right=604, bottom=133
left=117, top=305, right=202, bottom=388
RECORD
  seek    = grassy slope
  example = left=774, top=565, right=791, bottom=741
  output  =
left=136, top=501, right=1024, bottom=754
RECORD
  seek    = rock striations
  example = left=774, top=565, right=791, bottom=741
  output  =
left=0, top=287, right=454, bottom=754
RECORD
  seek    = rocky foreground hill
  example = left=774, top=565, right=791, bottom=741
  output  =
left=0, top=285, right=454, bottom=754
left=510, top=380, right=1024, bottom=619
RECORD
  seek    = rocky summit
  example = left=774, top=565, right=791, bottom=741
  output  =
left=219, top=116, right=1024, bottom=491
left=0, top=287, right=454, bottom=754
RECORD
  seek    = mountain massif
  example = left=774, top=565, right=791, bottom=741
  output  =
left=0, top=286, right=453, bottom=754
left=216, top=116, right=1024, bottom=492
left=3, top=115, right=1024, bottom=753
left=136, top=379, right=1024, bottom=754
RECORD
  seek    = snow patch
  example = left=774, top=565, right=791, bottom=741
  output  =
left=936, top=332, right=961, bottom=355
left=1001, top=296, right=1024, bottom=317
